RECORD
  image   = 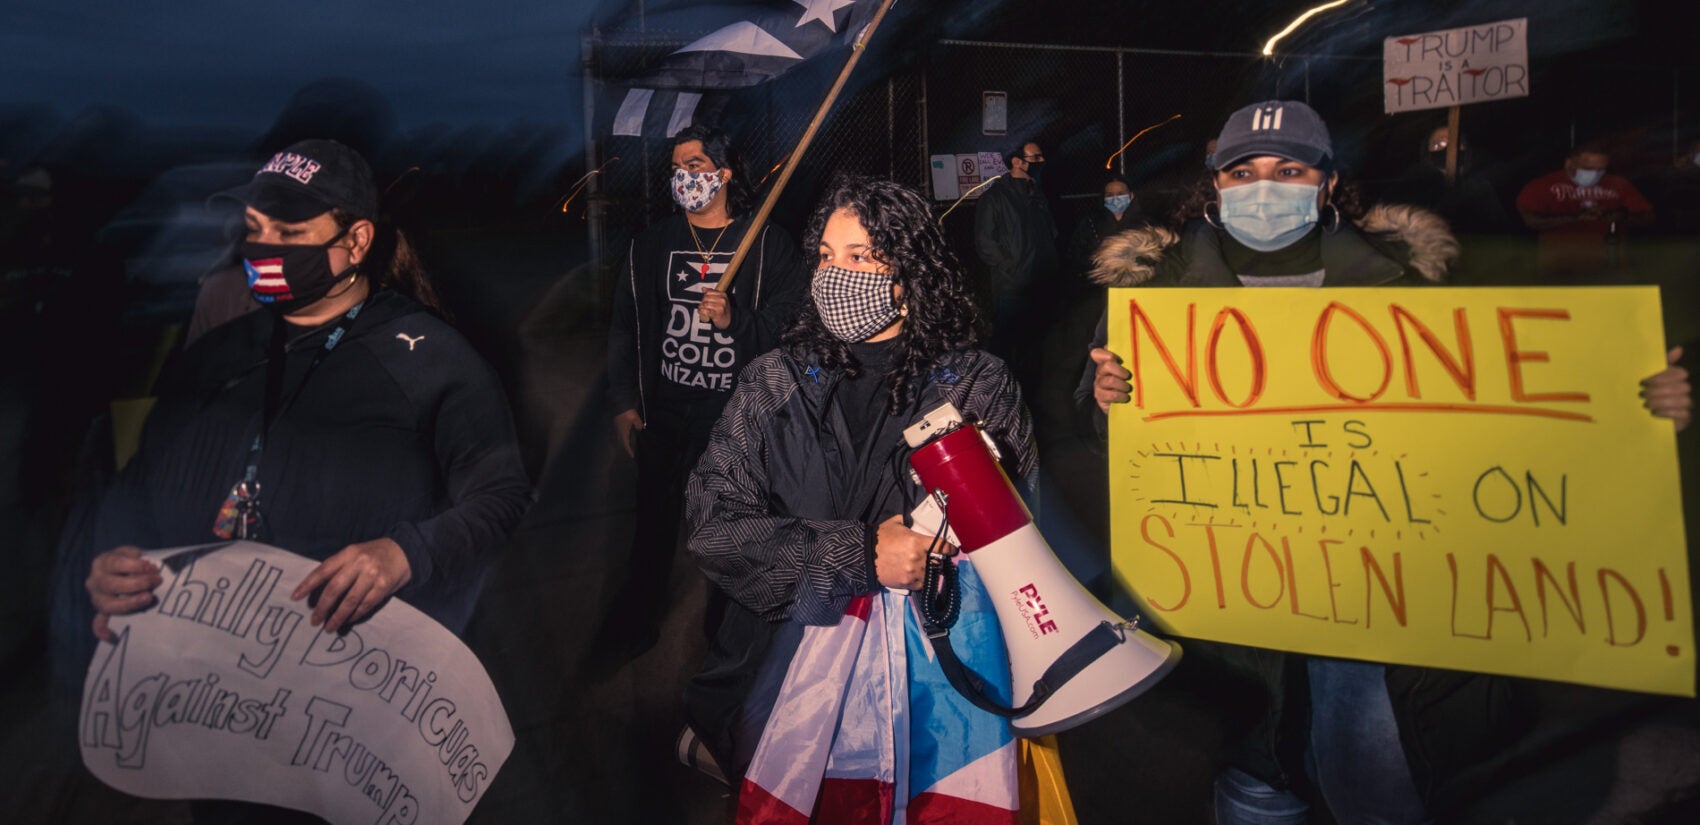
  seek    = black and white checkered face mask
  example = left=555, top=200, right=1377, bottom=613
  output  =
left=811, top=265, right=900, bottom=342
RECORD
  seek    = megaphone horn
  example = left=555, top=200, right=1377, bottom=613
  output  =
left=906, top=405, right=1180, bottom=737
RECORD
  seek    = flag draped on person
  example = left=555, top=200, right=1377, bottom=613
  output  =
left=737, top=562, right=1023, bottom=824
left=610, top=0, right=869, bottom=137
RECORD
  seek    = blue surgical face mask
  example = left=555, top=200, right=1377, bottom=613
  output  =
left=1571, top=169, right=1604, bottom=188
left=1216, top=180, right=1321, bottom=251
left=1104, top=194, right=1132, bottom=214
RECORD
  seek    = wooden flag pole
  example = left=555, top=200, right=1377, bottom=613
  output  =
left=714, top=0, right=900, bottom=292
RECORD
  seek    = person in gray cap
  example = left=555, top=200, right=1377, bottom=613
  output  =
left=1068, top=101, right=1693, bottom=825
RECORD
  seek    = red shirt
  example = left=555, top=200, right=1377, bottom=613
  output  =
left=1516, top=170, right=1654, bottom=237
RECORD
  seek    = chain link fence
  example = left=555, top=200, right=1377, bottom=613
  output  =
left=923, top=41, right=1386, bottom=250
left=583, top=34, right=1350, bottom=300
left=582, top=31, right=925, bottom=309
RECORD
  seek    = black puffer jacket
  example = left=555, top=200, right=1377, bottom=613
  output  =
left=1072, top=206, right=1525, bottom=807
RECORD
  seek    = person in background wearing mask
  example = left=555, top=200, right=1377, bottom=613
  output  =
left=680, top=176, right=1038, bottom=809
left=1075, top=101, right=1692, bottom=825
left=973, top=138, right=1058, bottom=370
left=1516, top=145, right=1655, bottom=281
left=1067, top=173, right=1148, bottom=274
left=82, top=139, right=532, bottom=823
left=603, top=124, right=806, bottom=659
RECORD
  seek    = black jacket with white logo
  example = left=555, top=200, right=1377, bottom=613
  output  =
left=92, top=288, right=532, bottom=634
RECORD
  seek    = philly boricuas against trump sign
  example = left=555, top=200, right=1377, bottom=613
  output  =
left=79, top=541, right=514, bottom=825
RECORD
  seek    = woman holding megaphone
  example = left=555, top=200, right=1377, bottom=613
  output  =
left=682, top=176, right=1042, bottom=816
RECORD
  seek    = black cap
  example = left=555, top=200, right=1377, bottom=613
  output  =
left=1210, top=100, right=1333, bottom=170
left=213, top=139, right=379, bottom=222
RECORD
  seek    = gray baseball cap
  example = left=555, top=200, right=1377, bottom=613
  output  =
left=1210, top=100, right=1332, bottom=170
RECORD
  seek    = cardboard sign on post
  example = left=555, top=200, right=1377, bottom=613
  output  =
left=1384, top=18, right=1529, bottom=114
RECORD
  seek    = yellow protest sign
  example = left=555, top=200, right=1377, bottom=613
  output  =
left=1105, top=286, right=1692, bottom=696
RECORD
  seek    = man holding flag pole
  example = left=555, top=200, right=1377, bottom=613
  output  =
left=603, top=123, right=807, bottom=658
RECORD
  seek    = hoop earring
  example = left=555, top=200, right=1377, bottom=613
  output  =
left=1203, top=201, right=1223, bottom=230
left=1321, top=203, right=1342, bottom=233
left=325, top=266, right=363, bottom=300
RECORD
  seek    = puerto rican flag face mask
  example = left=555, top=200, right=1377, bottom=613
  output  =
left=239, top=228, right=351, bottom=315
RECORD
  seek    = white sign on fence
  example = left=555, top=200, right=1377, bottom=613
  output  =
left=1383, top=18, right=1529, bottom=114
left=80, top=541, right=514, bottom=825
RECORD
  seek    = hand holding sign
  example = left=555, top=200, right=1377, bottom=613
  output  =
left=87, top=545, right=163, bottom=641
left=1642, top=347, right=1693, bottom=432
left=292, top=537, right=413, bottom=635
left=1089, top=347, right=1132, bottom=413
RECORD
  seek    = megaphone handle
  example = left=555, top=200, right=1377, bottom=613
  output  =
left=918, top=551, right=960, bottom=629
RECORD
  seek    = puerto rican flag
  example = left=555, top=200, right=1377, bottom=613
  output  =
left=609, top=0, right=871, bottom=138
left=738, top=561, right=1020, bottom=824
left=243, top=257, right=291, bottom=302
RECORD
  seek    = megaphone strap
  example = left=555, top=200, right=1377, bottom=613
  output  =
left=927, top=620, right=1127, bottom=722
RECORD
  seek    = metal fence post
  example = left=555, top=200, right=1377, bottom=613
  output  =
left=888, top=76, right=897, bottom=179
left=581, top=31, right=606, bottom=299
left=919, top=66, right=931, bottom=199
left=1117, top=49, right=1126, bottom=175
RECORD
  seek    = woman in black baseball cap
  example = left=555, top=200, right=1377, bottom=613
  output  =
left=83, top=139, right=530, bottom=823
left=210, top=138, right=439, bottom=321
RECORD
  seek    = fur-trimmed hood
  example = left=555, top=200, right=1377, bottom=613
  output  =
left=1088, top=203, right=1459, bottom=287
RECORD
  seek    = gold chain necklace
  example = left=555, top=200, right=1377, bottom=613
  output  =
left=686, top=218, right=733, bottom=279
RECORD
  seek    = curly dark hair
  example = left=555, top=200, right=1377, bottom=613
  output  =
left=784, top=176, right=982, bottom=415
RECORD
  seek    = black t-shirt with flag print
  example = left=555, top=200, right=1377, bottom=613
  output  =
left=656, top=216, right=752, bottom=403
left=607, top=212, right=808, bottom=421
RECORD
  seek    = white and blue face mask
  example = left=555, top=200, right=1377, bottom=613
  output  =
left=1104, top=193, right=1132, bottom=214
left=1570, top=168, right=1605, bottom=188
left=1217, top=180, right=1321, bottom=252
left=671, top=167, right=725, bottom=213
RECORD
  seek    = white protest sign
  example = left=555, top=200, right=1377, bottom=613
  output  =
left=80, top=541, right=513, bottom=825
left=1383, top=18, right=1529, bottom=114
left=930, top=154, right=961, bottom=201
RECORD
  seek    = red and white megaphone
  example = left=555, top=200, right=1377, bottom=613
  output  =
left=905, top=404, right=1179, bottom=737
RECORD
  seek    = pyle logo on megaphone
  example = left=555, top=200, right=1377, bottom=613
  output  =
left=1015, top=584, right=1059, bottom=637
